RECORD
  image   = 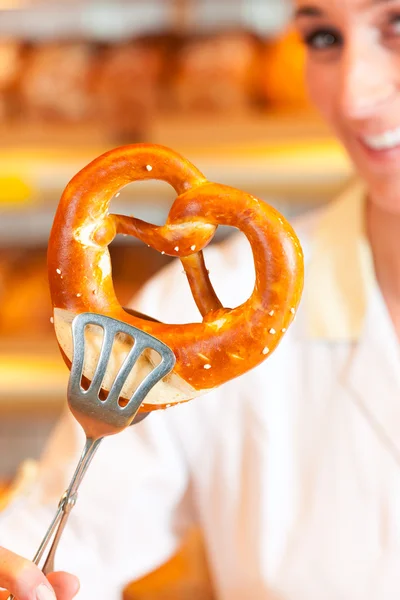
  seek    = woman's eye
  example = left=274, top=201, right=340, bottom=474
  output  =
left=387, top=14, right=400, bottom=37
left=304, top=29, right=342, bottom=50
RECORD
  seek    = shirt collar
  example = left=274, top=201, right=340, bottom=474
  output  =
left=305, top=179, right=376, bottom=341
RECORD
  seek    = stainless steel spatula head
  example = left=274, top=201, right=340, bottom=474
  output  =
left=68, top=312, right=176, bottom=437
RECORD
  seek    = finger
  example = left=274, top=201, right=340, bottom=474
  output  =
left=0, top=546, right=56, bottom=600
left=46, top=573, right=79, bottom=600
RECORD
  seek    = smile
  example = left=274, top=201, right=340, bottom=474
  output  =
left=362, top=127, right=400, bottom=151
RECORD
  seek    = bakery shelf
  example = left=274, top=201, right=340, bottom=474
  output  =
left=0, top=0, right=288, bottom=39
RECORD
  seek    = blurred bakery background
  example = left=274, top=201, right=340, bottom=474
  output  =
left=0, top=0, right=353, bottom=484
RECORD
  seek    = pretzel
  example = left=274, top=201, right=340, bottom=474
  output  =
left=48, top=144, right=304, bottom=411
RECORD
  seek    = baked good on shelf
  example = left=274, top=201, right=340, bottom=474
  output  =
left=92, top=39, right=164, bottom=136
left=169, top=31, right=260, bottom=114
left=18, top=41, right=94, bottom=122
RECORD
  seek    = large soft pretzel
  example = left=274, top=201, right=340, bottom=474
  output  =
left=48, top=144, right=304, bottom=411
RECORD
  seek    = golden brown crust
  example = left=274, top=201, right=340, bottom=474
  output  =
left=48, top=143, right=304, bottom=411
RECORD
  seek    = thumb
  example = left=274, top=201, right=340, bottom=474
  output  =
left=0, top=546, right=55, bottom=600
left=46, top=573, right=80, bottom=600
left=0, top=547, right=80, bottom=600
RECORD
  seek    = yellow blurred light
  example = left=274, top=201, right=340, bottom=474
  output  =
left=0, top=175, right=33, bottom=205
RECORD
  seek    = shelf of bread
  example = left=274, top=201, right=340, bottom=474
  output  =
left=0, top=27, right=353, bottom=224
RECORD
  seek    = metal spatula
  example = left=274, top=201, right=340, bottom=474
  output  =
left=7, top=312, right=175, bottom=598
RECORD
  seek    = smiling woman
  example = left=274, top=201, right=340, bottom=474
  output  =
left=294, top=0, right=400, bottom=334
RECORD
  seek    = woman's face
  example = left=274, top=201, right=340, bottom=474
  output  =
left=294, top=0, right=400, bottom=212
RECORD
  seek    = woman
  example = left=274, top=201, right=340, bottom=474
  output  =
left=2, top=0, right=400, bottom=597
left=0, top=547, right=78, bottom=599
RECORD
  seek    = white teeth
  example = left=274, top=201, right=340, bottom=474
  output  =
left=363, top=127, right=400, bottom=150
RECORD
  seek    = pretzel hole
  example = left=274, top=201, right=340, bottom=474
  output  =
left=204, top=232, right=254, bottom=308
left=109, top=242, right=173, bottom=309
left=110, top=181, right=193, bottom=306
left=111, top=180, right=175, bottom=226
left=181, top=237, right=254, bottom=320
